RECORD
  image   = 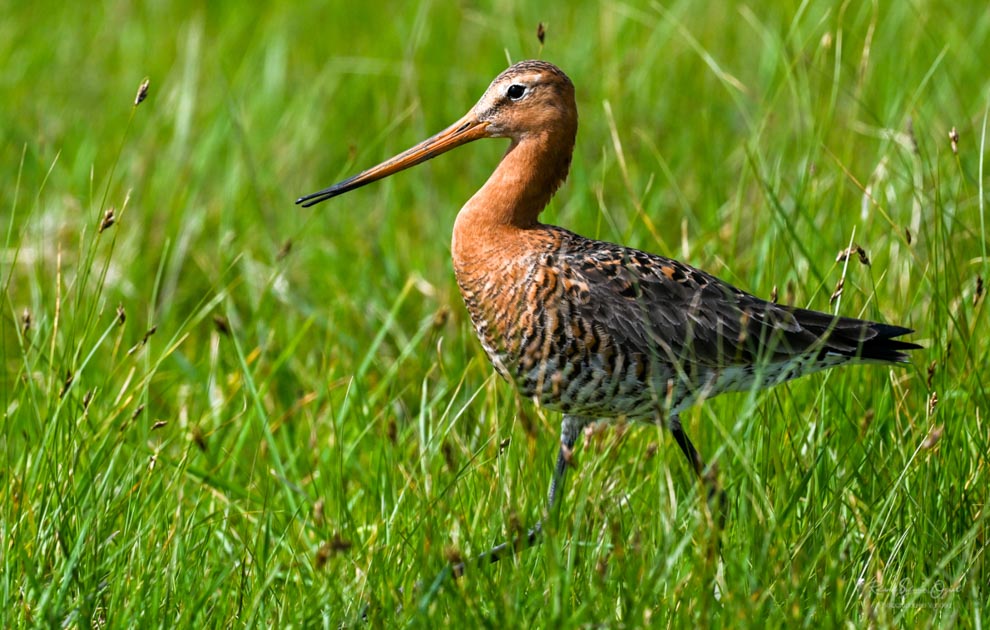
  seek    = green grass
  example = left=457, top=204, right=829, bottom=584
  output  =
left=2, top=0, right=988, bottom=626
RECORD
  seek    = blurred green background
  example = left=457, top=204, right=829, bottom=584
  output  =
left=2, top=0, right=987, bottom=626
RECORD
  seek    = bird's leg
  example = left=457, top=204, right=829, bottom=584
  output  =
left=547, top=414, right=584, bottom=513
left=668, top=414, right=727, bottom=601
left=447, top=415, right=588, bottom=578
left=669, top=415, right=727, bottom=528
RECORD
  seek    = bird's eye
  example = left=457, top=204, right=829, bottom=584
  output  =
left=506, top=84, right=526, bottom=100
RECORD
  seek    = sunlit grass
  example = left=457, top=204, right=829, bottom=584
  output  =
left=2, top=1, right=988, bottom=626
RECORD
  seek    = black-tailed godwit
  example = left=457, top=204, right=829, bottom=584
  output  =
left=298, top=59, right=919, bottom=567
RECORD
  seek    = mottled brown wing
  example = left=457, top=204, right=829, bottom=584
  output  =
left=555, top=229, right=916, bottom=370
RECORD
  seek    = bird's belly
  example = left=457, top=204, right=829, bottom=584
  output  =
left=460, top=283, right=674, bottom=419
left=463, top=289, right=833, bottom=422
left=510, top=351, right=667, bottom=418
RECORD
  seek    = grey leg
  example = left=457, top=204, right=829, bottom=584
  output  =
left=548, top=414, right=586, bottom=512
left=669, top=415, right=726, bottom=526
left=669, top=415, right=706, bottom=476
left=449, top=415, right=591, bottom=577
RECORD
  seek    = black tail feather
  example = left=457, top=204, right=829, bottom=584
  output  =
left=788, top=308, right=922, bottom=363
left=853, top=323, right=923, bottom=363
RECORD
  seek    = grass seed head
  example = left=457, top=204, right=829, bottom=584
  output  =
left=645, top=441, right=658, bottom=460
left=856, top=245, right=870, bottom=266
left=315, top=542, right=331, bottom=568
left=59, top=370, right=73, bottom=398
left=431, top=306, right=449, bottom=329
left=134, top=78, right=150, bottom=106
left=190, top=425, right=207, bottom=452
left=212, top=314, right=230, bottom=335
left=313, top=499, right=325, bottom=526
left=442, top=440, right=457, bottom=470
left=906, top=117, right=919, bottom=154
left=861, top=408, right=875, bottom=434
left=922, top=425, right=943, bottom=449
left=99, top=207, right=116, bottom=232
left=830, top=278, right=844, bottom=304
left=836, top=244, right=870, bottom=266
left=329, top=532, right=352, bottom=553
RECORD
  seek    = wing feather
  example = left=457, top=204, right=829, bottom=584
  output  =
left=552, top=228, right=917, bottom=370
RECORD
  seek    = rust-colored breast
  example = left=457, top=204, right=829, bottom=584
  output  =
left=454, top=226, right=668, bottom=418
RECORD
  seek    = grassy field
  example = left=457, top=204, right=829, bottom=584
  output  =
left=2, top=0, right=988, bottom=626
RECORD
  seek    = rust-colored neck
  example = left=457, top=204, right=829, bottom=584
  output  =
left=452, top=126, right=575, bottom=262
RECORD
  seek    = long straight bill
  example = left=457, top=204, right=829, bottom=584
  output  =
left=296, top=113, right=490, bottom=207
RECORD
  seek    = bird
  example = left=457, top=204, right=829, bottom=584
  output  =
left=297, top=59, right=920, bottom=567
